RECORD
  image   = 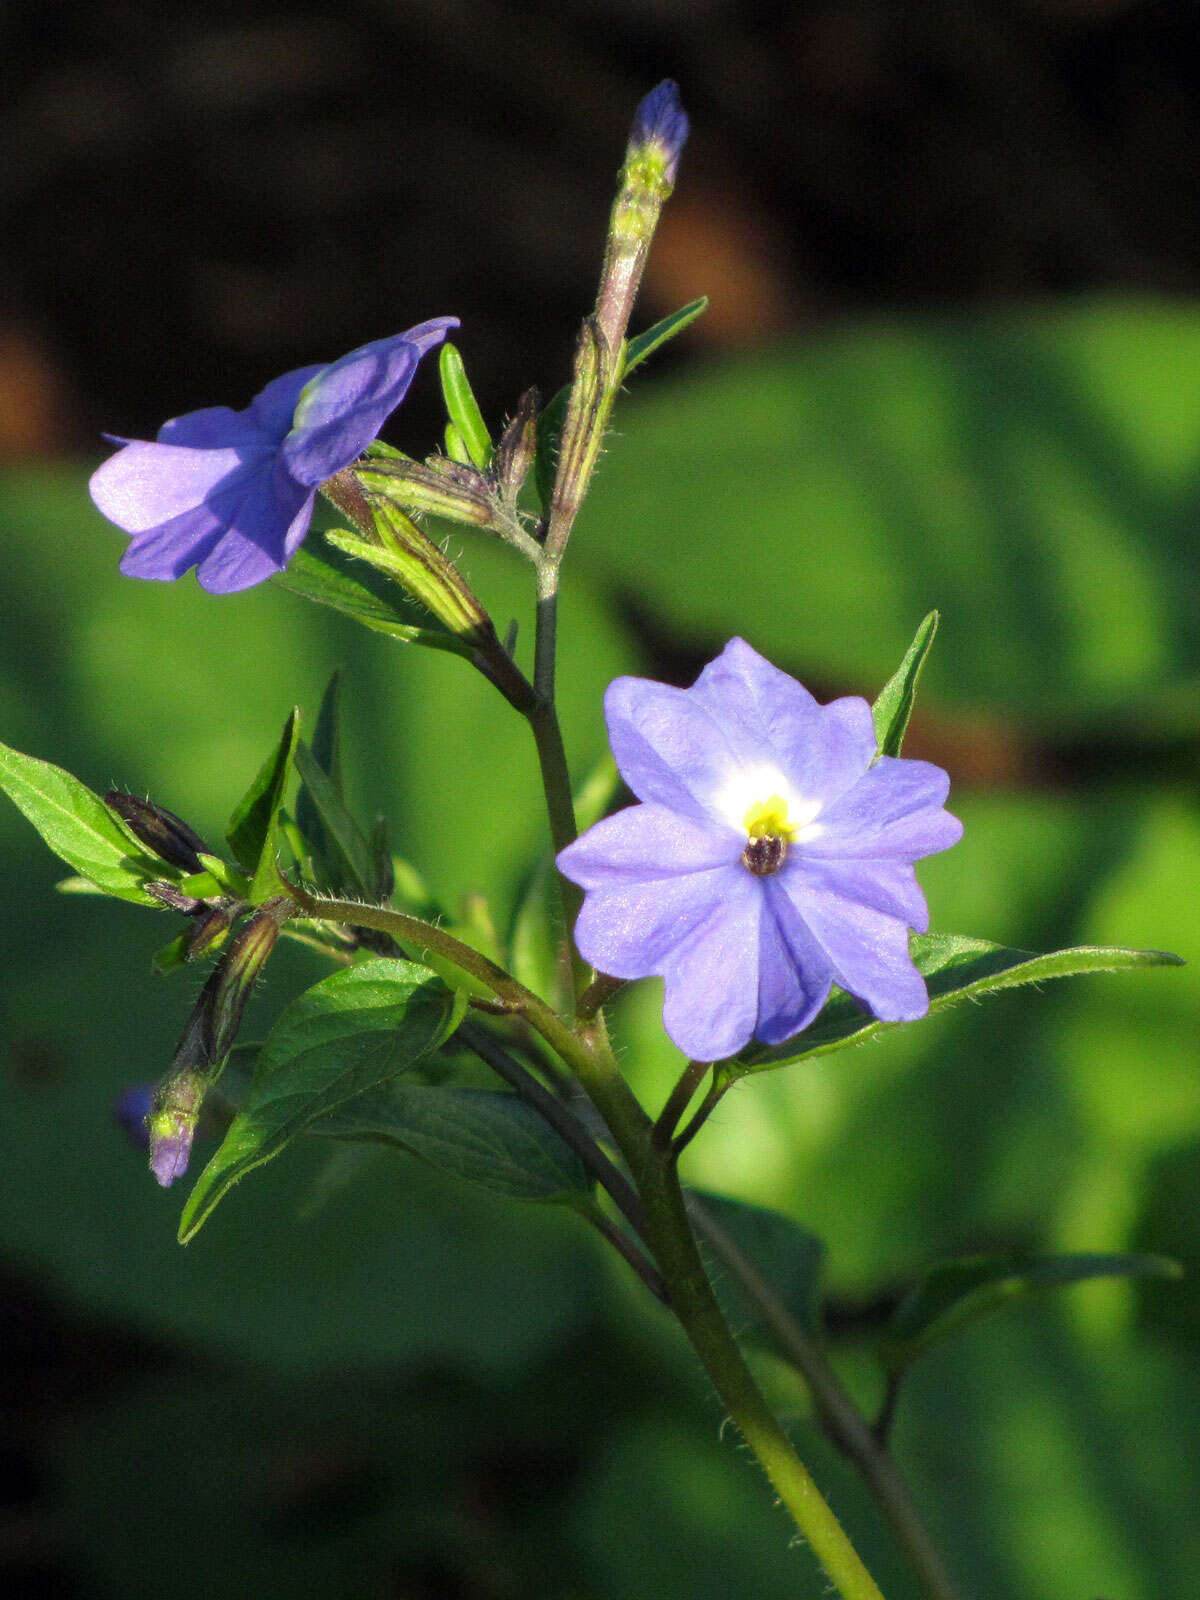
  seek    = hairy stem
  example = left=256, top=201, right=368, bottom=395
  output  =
left=689, top=1198, right=962, bottom=1600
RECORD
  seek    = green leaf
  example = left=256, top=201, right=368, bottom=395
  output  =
left=687, top=1190, right=825, bottom=1345
left=439, top=343, right=493, bottom=469
left=879, top=1251, right=1182, bottom=1374
left=872, top=611, right=938, bottom=757
left=152, top=931, right=191, bottom=976
left=0, top=739, right=163, bottom=904
left=294, top=670, right=352, bottom=891
left=533, top=384, right=570, bottom=511
left=271, top=544, right=475, bottom=659
left=735, top=935, right=1184, bottom=1076
left=312, top=1083, right=591, bottom=1203
left=621, top=296, right=709, bottom=379
left=224, top=708, right=299, bottom=900
left=291, top=741, right=375, bottom=895
left=179, top=959, right=464, bottom=1242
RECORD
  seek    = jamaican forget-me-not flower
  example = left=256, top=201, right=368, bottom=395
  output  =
left=89, top=318, right=456, bottom=593
left=557, top=638, right=963, bottom=1062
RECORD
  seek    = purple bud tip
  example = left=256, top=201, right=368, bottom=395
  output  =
left=115, top=1083, right=156, bottom=1149
left=630, top=80, right=689, bottom=181
left=149, top=1117, right=195, bottom=1188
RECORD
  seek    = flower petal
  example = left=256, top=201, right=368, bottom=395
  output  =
left=281, top=318, right=458, bottom=486
left=158, top=405, right=257, bottom=449
left=782, top=880, right=929, bottom=1021
left=571, top=862, right=746, bottom=980
left=755, top=880, right=835, bottom=1044
left=804, top=758, right=963, bottom=861
left=603, top=676, right=745, bottom=826
left=90, top=441, right=264, bottom=533
left=119, top=504, right=226, bottom=581
left=247, top=364, right=326, bottom=437
left=787, top=856, right=929, bottom=932
left=659, top=874, right=763, bottom=1060
left=195, top=468, right=314, bottom=594
left=557, top=802, right=738, bottom=889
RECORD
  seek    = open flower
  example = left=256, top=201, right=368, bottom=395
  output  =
left=557, top=638, right=963, bottom=1062
left=89, top=318, right=457, bottom=594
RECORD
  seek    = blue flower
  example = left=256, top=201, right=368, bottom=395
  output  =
left=557, top=638, right=963, bottom=1062
left=89, top=318, right=457, bottom=594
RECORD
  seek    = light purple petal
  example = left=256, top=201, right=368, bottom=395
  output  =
left=572, top=863, right=746, bottom=980
left=603, top=677, right=745, bottom=824
left=755, top=880, right=834, bottom=1043
left=784, top=882, right=929, bottom=1021
left=659, top=876, right=763, bottom=1060
left=787, top=857, right=929, bottom=932
left=119, top=503, right=226, bottom=581
left=281, top=318, right=458, bottom=486
left=689, top=636, right=820, bottom=764
left=805, top=758, right=963, bottom=861
left=90, top=440, right=265, bottom=532
left=557, top=802, right=738, bottom=889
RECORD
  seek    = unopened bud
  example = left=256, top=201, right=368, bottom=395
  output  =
left=628, top=80, right=689, bottom=186
left=325, top=505, right=493, bottom=644
left=493, top=388, right=539, bottom=504
left=207, top=898, right=289, bottom=1062
left=147, top=1066, right=206, bottom=1187
left=186, top=903, right=234, bottom=961
left=357, top=456, right=495, bottom=528
left=105, top=792, right=210, bottom=874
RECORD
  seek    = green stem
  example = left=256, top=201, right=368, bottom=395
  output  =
left=568, top=1034, right=887, bottom=1600
left=652, top=1058, right=710, bottom=1150
left=689, top=1198, right=962, bottom=1600
left=671, top=1077, right=726, bottom=1157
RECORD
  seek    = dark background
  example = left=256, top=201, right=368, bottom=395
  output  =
left=2, top=4, right=1200, bottom=1598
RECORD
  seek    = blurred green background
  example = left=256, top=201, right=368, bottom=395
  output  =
left=3, top=6, right=1200, bottom=1598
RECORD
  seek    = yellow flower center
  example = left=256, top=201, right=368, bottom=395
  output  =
left=740, top=793, right=795, bottom=877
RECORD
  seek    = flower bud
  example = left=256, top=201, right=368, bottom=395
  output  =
left=628, top=80, right=689, bottom=186
left=105, top=792, right=210, bottom=874
left=207, top=898, right=290, bottom=1062
left=147, top=1066, right=206, bottom=1187
left=356, top=456, right=495, bottom=528
left=493, top=388, right=539, bottom=505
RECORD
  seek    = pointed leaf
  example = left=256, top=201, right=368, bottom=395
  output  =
left=621, top=296, right=709, bottom=378
left=292, top=741, right=375, bottom=895
left=872, top=611, right=938, bottom=757
left=687, top=1190, right=825, bottom=1345
left=735, top=935, right=1184, bottom=1075
left=294, top=670, right=352, bottom=890
left=224, top=708, right=300, bottom=888
left=879, top=1251, right=1182, bottom=1374
left=0, top=739, right=163, bottom=904
left=272, top=544, right=475, bottom=659
left=312, top=1083, right=591, bottom=1203
left=439, top=343, right=493, bottom=469
left=179, top=959, right=464, bottom=1242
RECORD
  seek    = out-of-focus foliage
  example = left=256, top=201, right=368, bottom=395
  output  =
left=1, top=299, right=1197, bottom=1596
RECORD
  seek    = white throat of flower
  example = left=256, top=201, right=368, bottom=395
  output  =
left=712, top=765, right=822, bottom=877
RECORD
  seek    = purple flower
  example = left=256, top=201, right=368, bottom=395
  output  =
left=557, top=638, right=963, bottom=1062
left=629, top=80, right=689, bottom=183
left=89, top=318, right=457, bottom=594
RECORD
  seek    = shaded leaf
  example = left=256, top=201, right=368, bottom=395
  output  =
left=179, top=960, right=463, bottom=1242
left=687, top=1190, right=825, bottom=1345
left=872, top=611, right=938, bottom=757
left=272, top=543, right=474, bottom=658
left=224, top=709, right=299, bottom=893
left=295, top=668, right=349, bottom=889
left=291, top=742, right=375, bottom=895
left=312, top=1082, right=591, bottom=1203
left=735, top=935, right=1184, bottom=1075
left=0, top=739, right=163, bottom=904
left=879, top=1251, right=1182, bottom=1374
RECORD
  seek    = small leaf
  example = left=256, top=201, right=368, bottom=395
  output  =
left=272, top=544, right=475, bottom=659
left=444, top=421, right=473, bottom=465
left=872, top=611, right=938, bottom=757
left=312, top=1083, right=591, bottom=1203
left=688, top=1190, right=825, bottom=1345
left=225, top=709, right=300, bottom=889
left=291, top=742, right=375, bottom=895
left=295, top=669, right=348, bottom=889
left=736, top=935, right=1184, bottom=1075
left=439, top=343, right=493, bottom=469
left=533, top=385, right=570, bottom=511
left=179, top=959, right=464, bottom=1242
left=878, top=1251, right=1182, bottom=1374
left=621, top=296, right=709, bottom=378
left=152, top=932, right=191, bottom=976
left=0, top=739, right=163, bottom=904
